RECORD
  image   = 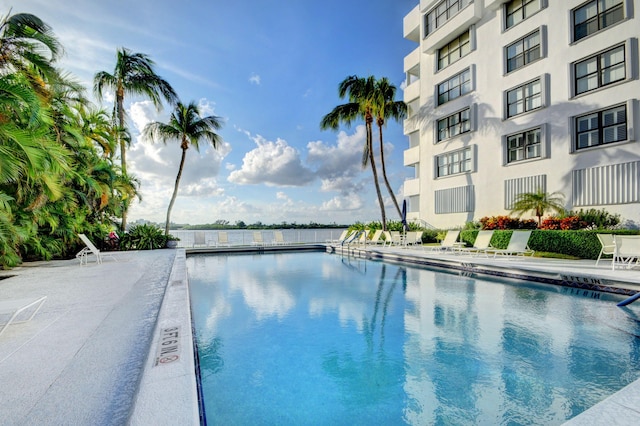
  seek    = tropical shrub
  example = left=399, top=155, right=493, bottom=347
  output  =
left=119, top=224, right=168, bottom=250
left=566, top=208, right=621, bottom=229
left=539, top=216, right=587, bottom=230
left=479, top=216, right=537, bottom=230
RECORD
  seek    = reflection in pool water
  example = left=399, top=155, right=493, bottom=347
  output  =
left=188, top=252, right=640, bottom=425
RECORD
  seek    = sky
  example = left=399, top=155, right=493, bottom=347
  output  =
left=5, top=0, right=419, bottom=226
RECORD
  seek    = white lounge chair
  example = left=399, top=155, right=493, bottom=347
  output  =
left=193, top=231, right=206, bottom=247
left=252, top=231, right=265, bottom=246
left=612, top=235, right=640, bottom=270
left=341, top=230, right=360, bottom=245
left=369, top=230, right=384, bottom=245
left=216, top=231, right=230, bottom=247
left=352, top=230, right=370, bottom=245
left=426, top=230, right=461, bottom=252
left=455, top=230, right=495, bottom=256
left=76, top=234, right=117, bottom=265
left=484, top=230, right=534, bottom=257
left=595, top=234, right=616, bottom=267
left=405, top=231, right=423, bottom=246
left=273, top=230, right=287, bottom=245
left=0, top=296, right=47, bottom=338
left=327, top=230, right=349, bottom=244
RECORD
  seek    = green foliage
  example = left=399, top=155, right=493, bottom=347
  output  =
left=479, top=216, right=537, bottom=230
left=119, top=224, right=168, bottom=250
left=565, top=208, right=621, bottom=229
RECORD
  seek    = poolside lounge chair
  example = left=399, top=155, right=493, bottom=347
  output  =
left=76, top=233, right=117, bottom=265
left=353, top=230, right=371, bottom=245
left=369, top=230, right=384, bottom=245
left=455, top=230, right=495, bottom=256
left=341, top=230, right=361, bottom=246
left=193, top=231, right=206, bottom=247
left=0, top=296, right=47, bottom=338
left=327, top=230, right=349, bottom=244
left=405, top=231, right=423, bottom=246
left=612, top=235, right=640, bottom=270
left=426, top=230, right=461, bottom=252
left=252, top=231, right=265, bottom=246
left=273, top=230, right=287, bottom=245
left=595, top=234, right=616, bottom=267
left=216, top=231, right=230, bottom=247
left=484, top=230, right=534, bottom=258
left=386, top=231, right=403, bottom=246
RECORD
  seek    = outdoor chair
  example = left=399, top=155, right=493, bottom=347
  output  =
left=484, top=230, right=534, bottom=258
left=326, top=230, right=349, bottom=244
left=612, top=235, right=640, bottom=270
left=76, top=233, right=117, bottom=265
left=273, top=230, right=287, bottom=245
left=369, top=230, right=384, bottom=245
left=595, top=234, right=616, bottom=267
left=426, top=230, right=461, bottom=252
left=0, top=296, right=47, bottom=338
left=455, top=230, right=495, bottom=256
left=252, top=231, right=265, bottom=246
left=216, top=231, right=230, bottom=247
left=193, top=231, right=207, bottom=247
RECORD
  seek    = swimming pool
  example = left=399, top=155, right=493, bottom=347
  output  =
left=188, top=251, right=640, bottom=425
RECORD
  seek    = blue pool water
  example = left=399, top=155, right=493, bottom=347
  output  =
left=188, top=252, right=640, bottom=425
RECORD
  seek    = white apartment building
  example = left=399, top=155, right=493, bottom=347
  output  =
left=402, top=0, right=640, bottom=229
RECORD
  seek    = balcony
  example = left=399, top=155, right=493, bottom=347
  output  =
left=403, top=5, right=421, bottom=42
left=423, top=1, right=483, bottom=54
left=404, top=46, right=420, bottom=73
left=404, top=178, right=421, bottom=197
left=485, top=0, right=508, bottom=10
left=404, top=81, right=420, bottom=104
left=404, top=146, right=420, bottom=166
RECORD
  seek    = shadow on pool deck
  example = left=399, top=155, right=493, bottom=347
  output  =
left=1, top=245, right=640, bottom=425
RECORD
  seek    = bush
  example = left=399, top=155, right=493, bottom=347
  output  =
left=119, top=224, right=168, bottom=250
left=566, top=208, right=621, bottom=229
left=540, top=216, right=587, bottom=230
left=479, top=216, right=537, bottom=230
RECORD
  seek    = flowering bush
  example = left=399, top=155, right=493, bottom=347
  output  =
left=479, top=216, right=537, bottom=230
left=540, top=216, right=587, bottom=230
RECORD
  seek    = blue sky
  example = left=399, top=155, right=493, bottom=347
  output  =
left=7, top=0, right=418, bottom=225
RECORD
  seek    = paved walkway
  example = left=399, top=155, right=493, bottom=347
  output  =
left=1, top=245, right=640, bottom=425
left=0, top=249, right=180, bottom=426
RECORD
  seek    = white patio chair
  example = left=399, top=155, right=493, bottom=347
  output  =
left=612, top=235, right=640, bottom=270
left=484, top=230, right=534, bottom=258
left=0, top=296, right=47, bottom=338
left=76, top=234, right=117, bottom=265
left=595, top=233, right=616, bottom=267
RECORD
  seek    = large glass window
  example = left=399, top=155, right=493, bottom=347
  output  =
left=573, top=0, right=624, bottom=41
left=436, top=148, right=472, bottom=177
left=507, top=128, right=541, bottom=163
left=437, top=68, right=471, bottom=106
left=575, top=105, right=627, bottom=149
left=506, top=30, right=540, bottom=73
left=425, top=0, right=472, bottom=36
left=437, top=108, right=471, bottom=142
left=575, top=44, right=625, bottom=95
left=438, top=30, right=471, bottom=70
left=506, top=79, right=542, bottom=118
left=506, top=0, right=540, bottom=28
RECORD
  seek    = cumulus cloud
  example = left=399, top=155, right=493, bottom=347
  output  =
left=249, top=73, right=261, bottom=85
left=129, top=100, right=158, bottom=133
left=320, top=194, right=364, bottom=211
left=228, top=134, right=314, bottom=186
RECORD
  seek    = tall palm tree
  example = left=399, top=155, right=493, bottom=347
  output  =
left=321, top=75, right=388, bottom=230
left=372, top=77, right=407, bottom=220
left=94, top=47, right=178, bottom=230
left=510, top=189, right=565, bottom=226
left=143, top=101, right=223, bottom=235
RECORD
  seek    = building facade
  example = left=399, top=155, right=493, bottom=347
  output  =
left=402, top=0, right=640, bottom=228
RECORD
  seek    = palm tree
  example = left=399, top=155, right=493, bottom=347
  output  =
left=143, top=101, right=223, bottom=235
left=94, top=47, right=178, bottom=230
left=510, top=189, right=565, bottom=226
left=321, top=75, right=388, bottom=230
left=372, top=77, right=407, bottom=220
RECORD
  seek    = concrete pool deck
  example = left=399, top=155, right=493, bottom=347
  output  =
left=0, top=244, right=639, bottom=424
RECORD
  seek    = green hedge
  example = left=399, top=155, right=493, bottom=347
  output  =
left=458, top=229, right=640, bottom=259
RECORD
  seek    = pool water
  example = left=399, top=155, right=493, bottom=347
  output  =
left=187, top=252, right=640, bottom=425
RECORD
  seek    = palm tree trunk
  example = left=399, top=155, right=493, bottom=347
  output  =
left=165, top=147, right=187, bottom=235
left=116, top=90, right=128, bottom=232
left=377, top=122, right=402, bottom=220
left=367, top=121, right=387, bottom=231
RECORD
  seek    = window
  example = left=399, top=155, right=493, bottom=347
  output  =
left=574, top=44, right=625, bottom=95
left=505, top=0, right=540, bottom=29
left=437, top=108, right=471, bottom=142
left=506, top=30, right=540, bottom=73
left=506, top=78, right=542, bottom=118
left=438, top=30, right=471, bottom=70
left=575, top=104, right=627, bottom=149
left=436, top=147, right=472, bottom=177
left=425, top=0, right=472, bottom=36
left=573, top=0, right=624, bottom=41
left=437, top=68, right=471, bottom=106
left=506, top=128, right=541, bottom=163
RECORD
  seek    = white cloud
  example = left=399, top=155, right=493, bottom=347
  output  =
left=228, top=134, right=314, bottom=186
left=320, top=194, right=364, bottom=211
left=249, top=73, right=261, bottom=85
left=129, top=100, right=158, bottom=133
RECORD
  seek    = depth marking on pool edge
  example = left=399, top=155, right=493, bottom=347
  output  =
left=154, top=326, right=181, bottom=366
